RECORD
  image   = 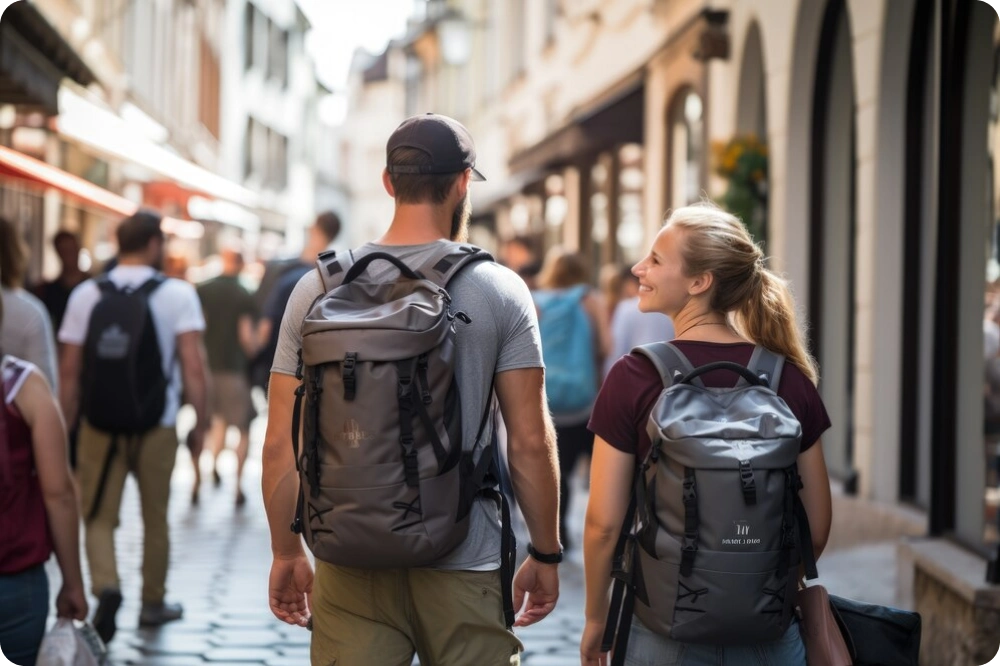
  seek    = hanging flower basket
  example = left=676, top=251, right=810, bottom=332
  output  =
left=712, top=134, right=769, bottom=243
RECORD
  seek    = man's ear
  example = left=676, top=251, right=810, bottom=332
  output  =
left=453, top=169, right=472, bottom=200
left=382, top=169, right=395, bottom=197
left=688, top=270, right=714, bottom=297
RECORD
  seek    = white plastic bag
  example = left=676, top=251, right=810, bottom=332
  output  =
left=35, top=619, right=106, bottom=666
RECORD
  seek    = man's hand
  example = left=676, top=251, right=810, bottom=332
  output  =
left=55, top=583, right=88, bottom=620
left=580, top=619, right=608, bottom=665
left=512, top=557, right=559, bottom=627
left=268, top=554, right=313, bottom=627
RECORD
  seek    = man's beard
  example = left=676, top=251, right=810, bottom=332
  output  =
left=450, top=192, right=471, bottom=242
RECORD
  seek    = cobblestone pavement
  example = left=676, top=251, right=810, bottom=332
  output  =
left=44, top=412, right=897, bottom=665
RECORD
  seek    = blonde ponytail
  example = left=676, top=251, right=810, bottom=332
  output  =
left=734, top=268, right=819, bottom=385
left=666, top=201, right=820, bottom=385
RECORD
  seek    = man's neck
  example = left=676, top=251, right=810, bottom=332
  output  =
left=117, top=255, right=151, bottom=268
left=378, top=205, right=450, bottom=246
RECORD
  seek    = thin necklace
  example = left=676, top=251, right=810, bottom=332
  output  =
left=676, top=321, right=730, bottom=338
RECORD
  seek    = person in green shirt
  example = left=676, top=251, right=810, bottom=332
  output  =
left=196, top=244, right=258, bottom=506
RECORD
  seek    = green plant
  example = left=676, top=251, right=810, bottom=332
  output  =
left=712, top=134, right=768, bottom=244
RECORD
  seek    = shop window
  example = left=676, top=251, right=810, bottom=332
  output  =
left=982, top=40, right=1000, bottom=546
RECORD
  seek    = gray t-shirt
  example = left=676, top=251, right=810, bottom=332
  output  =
left=272, top=240, right=543, bottom=570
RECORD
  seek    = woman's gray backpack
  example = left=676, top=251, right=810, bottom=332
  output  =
left=290, top=243, right=517, bottom=626
left=602, top=343, right=818, bottom=664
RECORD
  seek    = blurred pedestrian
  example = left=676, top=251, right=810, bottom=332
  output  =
left=34, top=230, right=91, bottom=335
left=262, top=113, right=561, bottom=665
left=581, top=202, right=832, bottom=665
left=57, top=210, right=210, bottom=643
left=196, top=242, right=258, bottom=506
left=250, top=211, right=342, bottom=391
left=500, top=235, right=542, bottom=289
left=533, top=247, right=610, bottom=551
left=603, top=266, right=676, bottom=376
left=0, top=285, right=88, bottom=666
left=0, top=217, right=58, bottom=391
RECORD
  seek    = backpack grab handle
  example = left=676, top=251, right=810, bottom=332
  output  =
left=342, top=252, right=422, bottom=284
left=678, top=361, right=769, bottom=387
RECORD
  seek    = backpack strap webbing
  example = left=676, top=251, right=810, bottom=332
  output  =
left=315, top=249, right=356, bottom=294
left=742, top=346, right=786, bottom=390
left=418, top=243, right=494, bottom=288
left=633, top=342, right=705, bottom=389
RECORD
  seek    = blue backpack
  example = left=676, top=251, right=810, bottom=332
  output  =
left=533, top=284, right=598, bottom=414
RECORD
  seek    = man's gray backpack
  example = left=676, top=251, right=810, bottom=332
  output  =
left=290, top=242, right=517, bottom=625
left=602, top=343, right=818, bottom=663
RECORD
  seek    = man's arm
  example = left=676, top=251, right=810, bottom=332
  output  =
left=262, top=372, right=304, bottom=557
left=177, top=330, right=209, bottom=431
left=237, top=314, right=258, bottom=359
left=496, top=367, right=561, bottom=626
left=58, top=343, right=83, bottom=427
left=497, top=367, right=560, bottom=553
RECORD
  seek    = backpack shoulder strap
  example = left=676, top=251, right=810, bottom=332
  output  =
left=632, top=342, right=704, bottom=388
left=418, top=243, right=494, bottom=288
left=135, top=274, right=166, bottom=298
left=315, top=249, right=356, bottom=293
left=96, top=275, right=118, bottom=295
left=743, top=345, right=786, bottom=390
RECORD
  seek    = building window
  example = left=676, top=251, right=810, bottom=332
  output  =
left=544, top=0, right=558, bottom=44
left=617, top=143, right=645, bottom=265
left=244, top=3, right=255, bottom=71
left=668, top=89, right=704, bottom=209
left=268, top=24, right=288, bottom=87
left=510, top=0, right=526, bottom=81
left=199, top=36, right=221, bottom=139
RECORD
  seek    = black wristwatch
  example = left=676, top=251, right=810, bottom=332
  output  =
left=527, top=543, right=563, bottom=564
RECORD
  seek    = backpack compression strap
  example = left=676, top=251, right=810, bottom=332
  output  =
left=633, top=342, right=705, bottom=389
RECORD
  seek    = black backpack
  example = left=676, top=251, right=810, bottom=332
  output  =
left=81, top=275, right=168, bottom=435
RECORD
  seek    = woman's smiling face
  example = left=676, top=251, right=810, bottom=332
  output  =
left=632, top=224, right=693, bottom=317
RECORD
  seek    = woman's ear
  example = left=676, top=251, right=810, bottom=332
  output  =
left=382, top=169, right=395, bottom=197
left=688, top=270, right=714, bottom=297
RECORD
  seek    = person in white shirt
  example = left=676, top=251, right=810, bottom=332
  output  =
left=58, top=211, right=209, bottom=644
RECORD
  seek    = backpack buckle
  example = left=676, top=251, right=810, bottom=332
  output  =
left=402, top=450, right=419, bottom=487
left=342, top=352, right=357, bottom=401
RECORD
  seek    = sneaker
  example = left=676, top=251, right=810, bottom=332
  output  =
left=138, top=601, right=184, bottom=627
left=92, top=588, right=123, bottom=644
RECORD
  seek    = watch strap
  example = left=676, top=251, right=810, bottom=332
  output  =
left=527, top=543, right=563, bottom=564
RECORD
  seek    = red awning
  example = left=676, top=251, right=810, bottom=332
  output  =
left=0, top=144, right=137, bottom=216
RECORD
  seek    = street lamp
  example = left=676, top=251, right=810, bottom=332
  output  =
left=437, top=9, right=472, bottom=67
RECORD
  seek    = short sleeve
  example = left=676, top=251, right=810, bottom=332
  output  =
left=775, top=364, right=832, bottom=452
left=491, top=268, right=544, bottom=373
left=57, top=280, right=99, bottom=345
left=588, top=354, right=663, bottom=456
left=169, top=281, right=206, bottom=335
left=271, top=271, right=323, bottom=376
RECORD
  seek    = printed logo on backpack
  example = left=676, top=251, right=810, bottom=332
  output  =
left=602, top=343, right=819, bottom=661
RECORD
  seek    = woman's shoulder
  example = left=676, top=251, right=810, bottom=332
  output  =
left=2, top=355, right=40, bottom=403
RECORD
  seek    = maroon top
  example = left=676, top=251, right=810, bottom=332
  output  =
left=589, top=341, right=831, bottom=461
left=0, top=357, right=53, bottom=574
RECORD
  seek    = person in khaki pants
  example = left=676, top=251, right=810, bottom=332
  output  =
left=58, top=211, right=209, bottom=644
left=263, top=114, right=563, bottom=666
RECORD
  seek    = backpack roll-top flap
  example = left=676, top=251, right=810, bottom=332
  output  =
left=301, top=280, right=451, bottom=364
left=647, top=385, right=802, bottom=470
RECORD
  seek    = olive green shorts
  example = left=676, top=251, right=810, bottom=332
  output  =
left=310, top=562, right=522, bottom=666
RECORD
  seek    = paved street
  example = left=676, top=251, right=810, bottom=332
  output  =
left=44, top=410, right=897, bottom=665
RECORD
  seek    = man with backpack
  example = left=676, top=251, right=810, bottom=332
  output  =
left=262, top=113, right=562, bottom=665
left=58, top=211, right=210, bottom=644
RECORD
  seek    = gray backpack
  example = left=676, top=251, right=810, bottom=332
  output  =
left=602, top=343, right=818, bottom=662
left=290, top=244, right=516, bottom=623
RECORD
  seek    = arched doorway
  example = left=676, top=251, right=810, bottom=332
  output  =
left=809, top=0, right=857, bottom=488
left=734, top=21, right=769, bottom=246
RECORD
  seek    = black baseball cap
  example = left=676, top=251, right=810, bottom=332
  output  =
left=386, top=113, right=486, bottom=181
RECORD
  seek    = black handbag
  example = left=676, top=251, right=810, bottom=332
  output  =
left=829, top=594, right=922, bottom=665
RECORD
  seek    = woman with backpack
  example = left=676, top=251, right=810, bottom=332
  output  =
left=0, top=293, right=88, bottom=664
left=533, top=247, right=610, bottom=551
left=580, top=202, right=833, bottom=665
